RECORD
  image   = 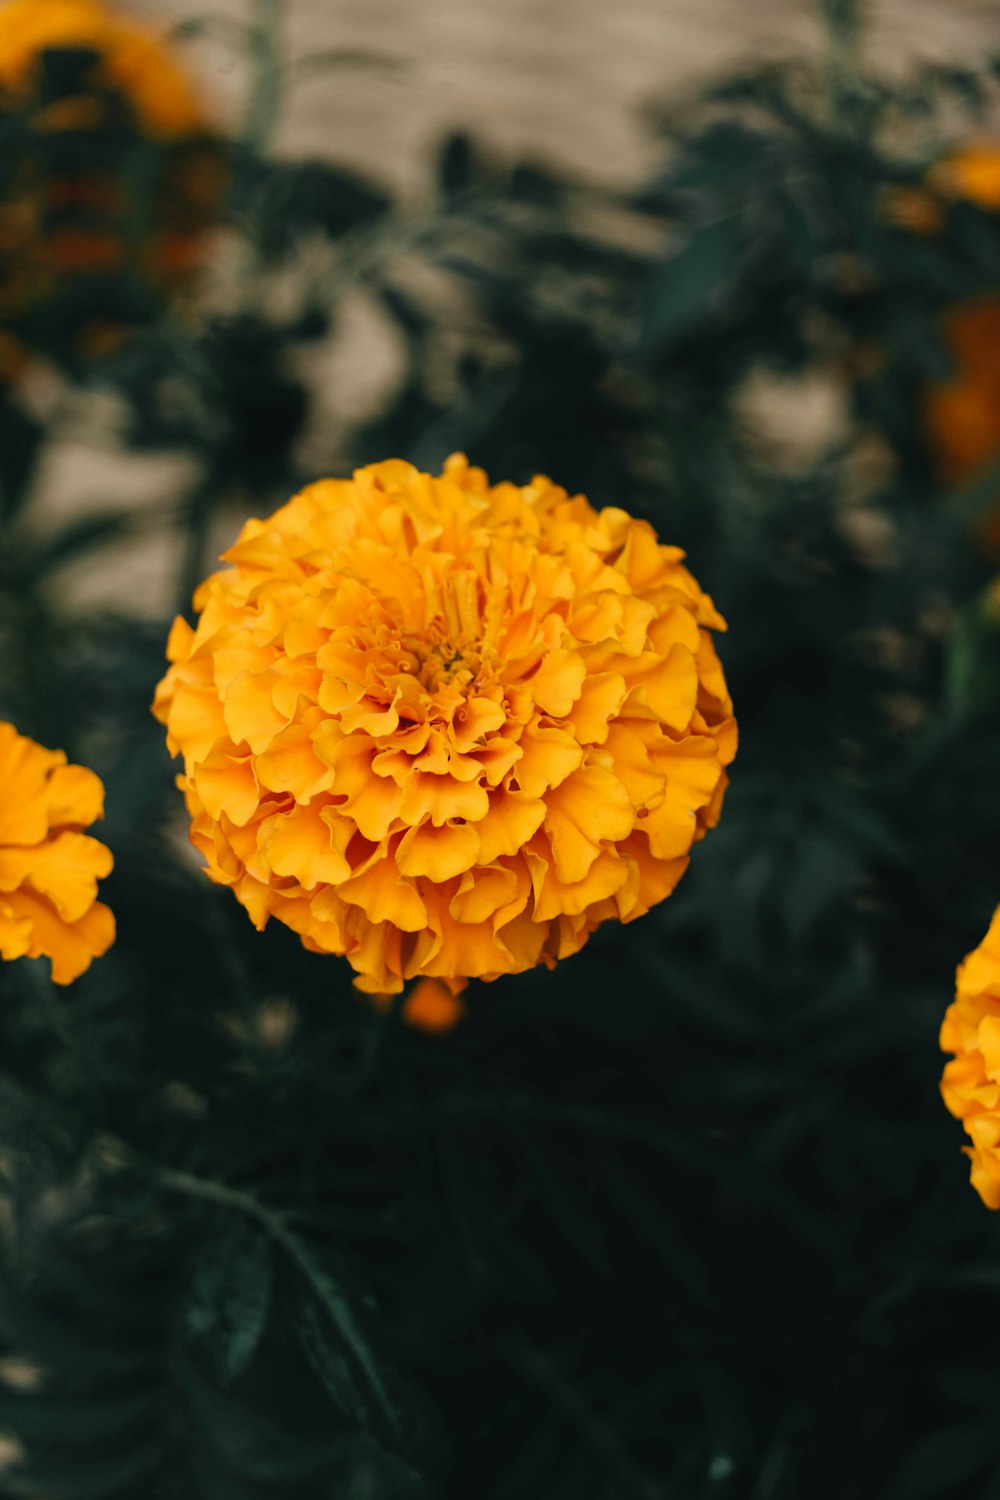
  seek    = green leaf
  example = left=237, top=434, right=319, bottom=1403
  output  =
left=282, top=1231, right=401, bottom=1438
left=638, top=214, right=745, bottom=354
left=185, top=1219, right=272, bottom=1385
left=296, top=1286, right=369, bottom=1424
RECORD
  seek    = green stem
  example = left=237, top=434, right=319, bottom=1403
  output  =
left=244, top=0, right=284, bottom=154
left=820, top=0, right=862, bottom=134
left=176, top=469, right=223, bottom=620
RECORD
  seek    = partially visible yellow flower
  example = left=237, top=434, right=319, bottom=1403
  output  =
left=939, top=906, right=1000, bottom=1208
left=0, top=722, right=114, bottom=985
left=154, top=455, right=736, bottom=997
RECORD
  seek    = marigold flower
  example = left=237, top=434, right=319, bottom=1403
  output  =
left=939, top=906, right=1000, bottom=1208
left=154, top=455, right=736, bottom=996
left=0, top=0, right=223, bottom=353
left=0, top=721, right=115, bottom=985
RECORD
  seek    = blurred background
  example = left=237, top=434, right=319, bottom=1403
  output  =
left=5, top=1, right=1000, bottom=1497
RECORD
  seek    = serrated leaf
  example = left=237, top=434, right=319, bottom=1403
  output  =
left=186, top=1220, right=272, bottom=1385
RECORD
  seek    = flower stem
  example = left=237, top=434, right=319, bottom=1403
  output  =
left=244, top=0, right=284, bottom=154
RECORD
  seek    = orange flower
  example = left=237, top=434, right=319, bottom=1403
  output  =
left=930, top=142, right=1000, bottom=212
left=0, top=0, right=222, bottom=346
left=923, top=297, right=1000, bottom=489
left=153, top=455, right=736, bottom=997
left=0, top=722, right=115, bottom=985
left=0, top=0, right=203, bottom=139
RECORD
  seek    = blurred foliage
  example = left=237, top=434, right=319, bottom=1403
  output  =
left=4, top=4, right=1000, bottom=1499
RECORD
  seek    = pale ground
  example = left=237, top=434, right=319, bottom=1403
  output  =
left=32, top=0, right=1000, bottom=617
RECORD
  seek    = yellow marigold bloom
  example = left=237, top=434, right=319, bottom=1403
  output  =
left=153, top=455, right=736, bottom=996
left=0, top=722, right=115, bottom=985
left=939, top=906, right=1000, bottom=1209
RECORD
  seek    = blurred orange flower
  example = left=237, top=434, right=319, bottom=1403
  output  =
left=918, top=143, right=1000, bottom=521
left=0, top=721, right=114, bottom=985
left=930, top=143, right=1000, bottom=212
left=154, top=455, right=736, bottom=997
left=940, top=906, right=1000, bottom=1209
left=401, top=978, right=467, bottom=1034
left=0, top=0, right=223, bottom=351
left=923, top=297, right=1000, bottom=488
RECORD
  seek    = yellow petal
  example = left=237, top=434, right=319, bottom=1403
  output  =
left=222, top=670, right=289, bottom=754
left=0, top=831, right=112, bottom=922
left=260, top=805, right=351, bottom=889
left=475, top=791, right=547, bottom=865
left=980, top=1015, right=1000, bottom=1083
left=532, top=648, right=587, bottom=717
left=46, top=763, right=106, bottom=828
left=334, top=855, right=429, bottom=932
left=642, top=737, right=724, bottom=860
left=0, top=897, right=31, bottom=960
left=449, top=863, right=525, bottom=925
left=5, top=889, right=115, bottom=985
left=255, top=723, right=334, bottom=802
left=400, top=773, right=489, bottom=829
left=567, top=672, right=627, bottom=745
left=514, top=723, right=582, bottom=798
left=0, top=722, right=62, bottom=844
left=542, top=766, right=634, bottom=883
left=396, top=820, right=480, bottom=882
left=166, top=681, right=228, bottom=765
left=321, top=735, right=404, bottom=841
left=193, top=751, right=260, bottom=826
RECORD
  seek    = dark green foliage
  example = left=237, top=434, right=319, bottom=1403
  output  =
left=6, top=14, right=1000, bottom=1500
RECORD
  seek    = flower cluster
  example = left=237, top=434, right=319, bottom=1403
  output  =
left=154, top=454, right=736, bottom=996
left=0, top=721, right=114, bottom=984
left=0, top=0, right=222, bottom=357
left=939, top=906, right=1000, bottom=1208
